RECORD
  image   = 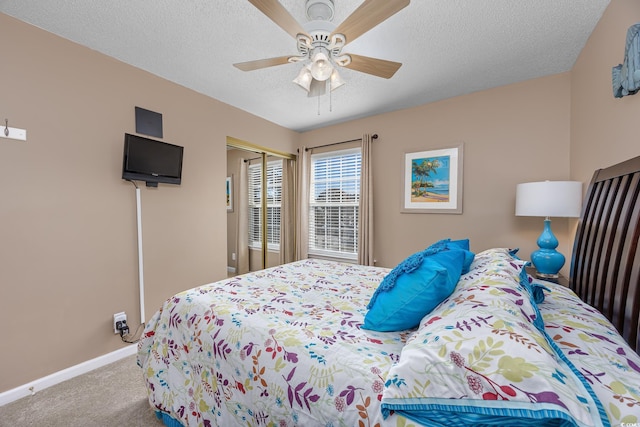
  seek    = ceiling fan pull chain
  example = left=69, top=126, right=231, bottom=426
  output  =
left=317, top=94, right=320, bottom=116
left=329, top=86, right=333, bottom=112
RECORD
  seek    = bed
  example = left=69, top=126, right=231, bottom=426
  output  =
left=137, top=156, right=640, bottom=427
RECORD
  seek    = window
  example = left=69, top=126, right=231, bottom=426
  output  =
left=248, top=160, right=282, bottom=250
left=309, top=148, right=361, bottom=260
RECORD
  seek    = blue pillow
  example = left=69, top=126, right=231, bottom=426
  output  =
left=446, top=238, right=474, bottom=273
left=363, top=240, right=469, bottom=332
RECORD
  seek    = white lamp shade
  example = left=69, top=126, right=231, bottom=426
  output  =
left=308, top=78, right=326, bottom=97
left=330, top=69, right=345, bottom=91
left=310, top=51, right=333, bottom=81
left=293, top=66, right=313, bottom=92
left=515, top=181, right=582, bottom=218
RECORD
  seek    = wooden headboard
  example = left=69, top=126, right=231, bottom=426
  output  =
left=570, top=155, right=640, bottom=353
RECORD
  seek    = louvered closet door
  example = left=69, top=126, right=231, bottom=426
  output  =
left=248, top=158, right=283, bottom=269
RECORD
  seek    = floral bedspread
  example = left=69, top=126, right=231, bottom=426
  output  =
left=138, top=253, right=640, bottom=427
left=537, top=279, right=640, bottom=426
left=137, top=259, right=418, bottom=427
left=380, top=248, right=611, bottom=427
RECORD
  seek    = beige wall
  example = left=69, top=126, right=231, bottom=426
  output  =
left=570, top=0, right=640, bottom=183
left=0, top=13, right=297, bottom=392
left=300, top=74, right=573, bottom=268
left=2, top=0, right=639, bottom=395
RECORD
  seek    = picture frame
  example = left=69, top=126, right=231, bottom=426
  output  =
left=226, top=176, right=233, bottom=212
left=401, top=144, right=464, bottom=214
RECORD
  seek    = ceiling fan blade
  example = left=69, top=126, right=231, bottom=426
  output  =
left=248, top=0, right=309, bottom=39
left=343, top=54, right=402, bottom=79
left=331, top=0, right=410, bottom=45
left=233, top=56, right=293, bottom=71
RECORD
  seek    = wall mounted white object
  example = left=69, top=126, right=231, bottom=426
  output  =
left=1, top=119, right=27, bottom=141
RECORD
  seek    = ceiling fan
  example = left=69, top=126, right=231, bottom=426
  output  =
left=233, top=0, right=410, bottom=96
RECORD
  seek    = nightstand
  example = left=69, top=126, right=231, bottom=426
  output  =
left=525, top=266, right=569, bottom=287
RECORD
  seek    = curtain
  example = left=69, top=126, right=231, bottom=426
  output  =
left=295, top=147, right=311, bottom=260
left=280, top=158, right=296, bottom=264
left=236, top=158, right=250, bottom=274
left=358, top=134, right=375, bottom=266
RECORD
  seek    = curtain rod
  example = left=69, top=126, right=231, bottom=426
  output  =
left=244, top=155, right=286, bottom=163
left=302, top=133, right=378, bottom=152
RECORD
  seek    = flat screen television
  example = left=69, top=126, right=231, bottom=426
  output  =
left=122, top=133, right=183, bottom=187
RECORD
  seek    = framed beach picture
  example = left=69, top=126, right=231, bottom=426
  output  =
left=401, top=144, right=463, bottom=214
left=226, top=176, right=233, bottom=212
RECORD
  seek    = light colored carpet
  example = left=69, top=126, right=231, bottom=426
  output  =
left=0, top=355, right=165, bottom=427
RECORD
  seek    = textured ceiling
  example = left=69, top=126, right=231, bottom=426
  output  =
left=0, top=0, right=610, bottom=132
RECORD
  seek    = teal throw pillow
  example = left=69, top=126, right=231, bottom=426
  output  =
left=363, top=240, right=468, bottom=332
left=447, top=238, right=474, bottom=273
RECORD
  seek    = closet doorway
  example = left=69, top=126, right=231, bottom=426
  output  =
left=226, top=136, right=296, bottom=275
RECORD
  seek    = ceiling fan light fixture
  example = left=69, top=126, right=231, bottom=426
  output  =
left=310, top=49, right=333, bottom=81
left=293, top=65, right=313, bottom=92
left=330, top=69, right=345, bottom=91
left=305, top=0, right=335, bottom=21
left=308, top=78, right=326, bottom=97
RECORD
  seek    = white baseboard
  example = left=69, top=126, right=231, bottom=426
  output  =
left=0, top=344, right=137, bottom=407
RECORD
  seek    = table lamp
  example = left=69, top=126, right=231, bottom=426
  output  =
left=515, top=181, right=582, bottom=279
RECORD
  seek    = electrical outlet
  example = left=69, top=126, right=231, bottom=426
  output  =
left=232, top=252, right=236, bottom=261
left=113, top=312, right=127, bottom=334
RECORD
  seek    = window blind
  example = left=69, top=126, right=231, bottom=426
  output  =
left=309, top=148, right=361, bottom=260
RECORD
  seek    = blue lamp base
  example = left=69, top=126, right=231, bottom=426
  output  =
left=531, top=218, right=565, bottom=279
